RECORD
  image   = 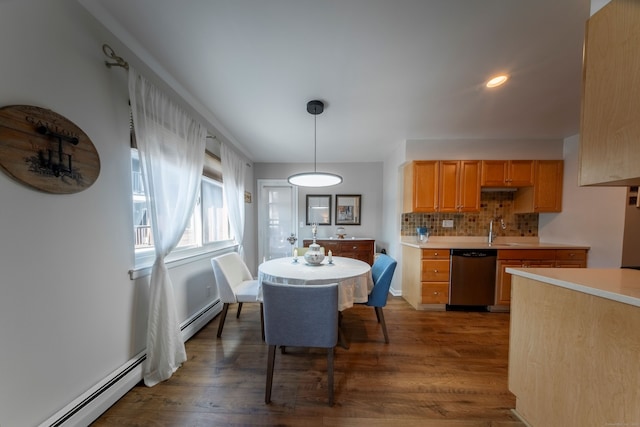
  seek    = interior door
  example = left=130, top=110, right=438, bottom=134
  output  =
left=257, top=179, right=298, bottom=262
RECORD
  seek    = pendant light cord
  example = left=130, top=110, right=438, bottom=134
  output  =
left=314, top=112, right=317, bottom=173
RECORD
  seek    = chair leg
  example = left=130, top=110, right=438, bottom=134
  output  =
left=236, top=302, right=243, bottom=318
left=375, top=306, right=389, bottom=344
left=374, top=306, right=381, bottom=323
left=260, top=302, right=265, bottom=341
left=327, top=347, right=334, bottom=406
left=217, top=303, right=230, bottom=338
left=265, top=344, right=276, bottom=404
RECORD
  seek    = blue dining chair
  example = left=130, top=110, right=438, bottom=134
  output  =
left=359, top=253, right=397, bottom=343
left=262, top=281, right=339, bottom=406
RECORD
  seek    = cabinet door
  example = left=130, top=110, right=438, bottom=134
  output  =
left=481, top=160, right=534, bottom=187
left=421, top=259, right=450, bottom=282
left=496, top=260, right=522, bottom=306
left=405, top=161, right=439, bottom=212
left=438, top=161, right=460, bottom=212
left=533, top=160, right=563, bottom=212
left=555, top=249, right=587, bottom=267
left=458, top=160, right=481, bottom=212
left=579, top=1, right=640, bottom=186
left=481, top=160, right=508, bottom=186
left=508, top=160, right=535, bottom=187
left=439, top=160, right=480, bottom=212
left=422, top=282, right=449, bottom=304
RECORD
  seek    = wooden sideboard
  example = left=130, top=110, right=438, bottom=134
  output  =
left=303, top=239, right=375, bottom=265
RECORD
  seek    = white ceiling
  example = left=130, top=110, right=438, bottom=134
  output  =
left=81, top=0, right=591, bottom=163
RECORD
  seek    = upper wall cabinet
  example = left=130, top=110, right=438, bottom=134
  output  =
left=514, top=160, right=564, bottom=213
left=403, top=160, right=480, bottom=213
left=403, top=161, right=439, bottom=213
left=579, top=0, right=640, bottom=186
left=439, top=160, right=481, bottom=213
left=481, top=160, right=534, bottom=187
left=404, top=159, right=563, bottom=214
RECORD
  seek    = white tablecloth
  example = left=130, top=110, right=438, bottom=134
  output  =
left=258, top=256, right=374, bottom=311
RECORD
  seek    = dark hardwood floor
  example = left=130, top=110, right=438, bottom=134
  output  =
left=92, top=297, right=525, bottom=426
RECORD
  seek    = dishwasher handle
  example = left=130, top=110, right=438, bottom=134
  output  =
left=451, top=249, right=497, bottom=257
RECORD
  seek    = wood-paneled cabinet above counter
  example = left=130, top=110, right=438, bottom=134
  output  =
left=403, top=160, right=480, bottom=213
left=481, top=160, right=534, bottom=187
left=514, top=160, right=564, bottom=213
left=403, top=159, right=563, bottom=213
left=579, top=0, right=640, bottom=186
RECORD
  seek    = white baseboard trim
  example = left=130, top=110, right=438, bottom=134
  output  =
left=39, top=300, right=222, bottom=427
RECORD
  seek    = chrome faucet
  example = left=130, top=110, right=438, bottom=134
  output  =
left=488, top=217, right=506, bottom=245
left=488, top=219, right=495, bottom=245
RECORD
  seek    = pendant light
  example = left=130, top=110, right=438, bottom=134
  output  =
left=287, top=100, right=343, bottom=187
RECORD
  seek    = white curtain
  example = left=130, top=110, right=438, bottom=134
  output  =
left=128, top=67, right=206, bottom=386
left=221, top=143, right=246, bottom=256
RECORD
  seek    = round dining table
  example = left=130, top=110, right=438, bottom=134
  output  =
left=258, top=256, right=374, bottom=311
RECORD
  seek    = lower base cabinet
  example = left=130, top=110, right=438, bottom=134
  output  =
left=496, top=249, right=588, bottom=307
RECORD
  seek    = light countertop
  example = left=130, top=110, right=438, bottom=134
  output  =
left=401, top=237, right=590, bottom=250
left=506, top=267, right=640, bottom=308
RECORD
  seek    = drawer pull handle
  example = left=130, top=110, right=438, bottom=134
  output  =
left=434, top=269, right=438, bottom=273
left=434, top=252, right=438, bottom=256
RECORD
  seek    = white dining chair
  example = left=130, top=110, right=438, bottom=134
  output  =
left=211, top=252, right=264, bottom=340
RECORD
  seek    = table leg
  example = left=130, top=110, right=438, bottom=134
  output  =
left=338, top=311, right=349, bottom=349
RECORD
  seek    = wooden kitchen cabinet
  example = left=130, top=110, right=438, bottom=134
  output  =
left=579, top=0, right=640, bottom=186
left=481, top=160, right=535, bottom=187
left=555, top=249, right=588, bottom=268
left=514, top=160, right=564, bottom=213
left=403, top=161, right=439, bottom=212
left=303, top=239, right=375, bottom=265
left=439, top=160, right=481, bottom=213
left=403, top=160, right=479, bottom=213
left=496, top=249, right=588, bottom=307
left=420, top=249, right=451, bottom=304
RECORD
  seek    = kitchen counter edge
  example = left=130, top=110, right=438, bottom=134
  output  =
left=400, top=241, right=590, bottom=250
left=506, top=267, right=640, bottom=308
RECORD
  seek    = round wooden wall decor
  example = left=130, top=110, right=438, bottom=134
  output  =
left=0, top=105, right=100, bottom=194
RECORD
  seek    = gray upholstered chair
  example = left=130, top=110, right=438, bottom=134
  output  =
left=211, top=252, right=264, bottom=340
left=262, top=281, right=338, bottom=406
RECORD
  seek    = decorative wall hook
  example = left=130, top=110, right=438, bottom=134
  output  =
left=102, top=44, right=129, bottom=70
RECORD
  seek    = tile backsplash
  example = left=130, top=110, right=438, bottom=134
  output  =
left=401, top=191, right=539, bottom=238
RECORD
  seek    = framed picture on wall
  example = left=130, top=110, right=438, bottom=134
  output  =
left=306, top=194, right=331, bottom=225
left=335, top=194, right=361, bottom=225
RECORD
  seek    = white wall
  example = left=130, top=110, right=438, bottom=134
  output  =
left=539, top=135, right=626, bottom=267
left=253, top=162, right=384, bottom=248
left=0, top=2, right=235, bottom=426
left=381, top=142, right=407, bottom=294
left=406, top=138, right=564, bottom=160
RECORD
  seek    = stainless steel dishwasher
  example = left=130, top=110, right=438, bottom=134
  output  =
left=449, top=249, right=497, bottom=307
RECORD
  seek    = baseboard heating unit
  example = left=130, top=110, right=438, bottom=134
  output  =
left=39, top=300, right=221, bottom=427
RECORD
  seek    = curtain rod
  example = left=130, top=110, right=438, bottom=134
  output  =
left=102, top=44, right=129, bottom=70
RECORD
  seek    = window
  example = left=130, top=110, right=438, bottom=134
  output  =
left=131, top=148, right=233, bottom=267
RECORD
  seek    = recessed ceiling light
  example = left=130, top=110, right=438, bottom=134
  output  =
left=486, top=74, right=509, bottom=88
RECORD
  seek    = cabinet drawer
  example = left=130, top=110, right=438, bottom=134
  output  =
left=555, top=249, right=587, bottom=261
left=421, top=249, right=450, bottom=259
left=422, top=282, right=449, bottom=304
left=498, top=249, right=556, bottom=260
left=421, top=259, right=450, bottom=281
left=320, top=241, right=341, bottom=252
left=341, top=242, right=371, bottom=252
